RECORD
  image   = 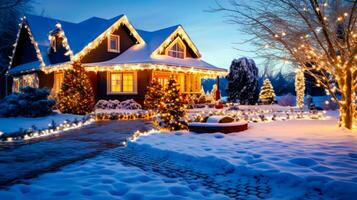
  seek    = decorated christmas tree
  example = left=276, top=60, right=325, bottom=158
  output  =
left=159, top=76, right=187, bottom=131
left=144, top=78, right=164, bottom=110
left=58, top=61, right=95, bottom=115
left=259, top=79, right=275, bottom=104
left=295, top=69, right=305, bottom=108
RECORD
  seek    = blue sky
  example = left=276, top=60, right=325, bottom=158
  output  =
left=32, top=0, right=257, bottom=70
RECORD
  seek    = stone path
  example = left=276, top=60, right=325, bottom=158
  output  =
left=110, top=147, right=272, bottom=200
left=0, top=120, right=152, bottom=187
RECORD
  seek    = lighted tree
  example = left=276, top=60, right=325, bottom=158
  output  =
left=144, top=78, right=163, bottom=110
left=295, top=69, right=306, bottom=108
left=259, top=79, right=275, bottom=104
left=58, top=61, right=95, bottom=115
left=213, top=0, right=356, bottom=129
left=159, top=76, right=187, bottom=131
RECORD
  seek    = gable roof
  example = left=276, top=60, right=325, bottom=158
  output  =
left=24, top=14, right=124, bottom=65
left=9, top=15, right=226, bottom=75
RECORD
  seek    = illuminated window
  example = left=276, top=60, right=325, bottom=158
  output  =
left=53, top=72, right=64, bottom=94
left=108, top=72, right=136, bottom=94
left=107, top=34, right=120, bottom=53
left=167, top=38, right=185, bottom=59
left=122, top=73, right=134, bottom=92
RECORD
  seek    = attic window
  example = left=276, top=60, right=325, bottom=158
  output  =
left=108, top=34, right=120, bottom=53
left=166, top=37, right=185, bottom=59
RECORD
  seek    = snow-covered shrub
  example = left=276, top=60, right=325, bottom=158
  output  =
left=109, top=100, right=121, bottom=109
left=0, top=87, right=55, bottom=117
left=278, top=93, right=295, bottom=106
left=95, top=100, right=109, bottom=109
left=120, top=99, right=142, bottom=110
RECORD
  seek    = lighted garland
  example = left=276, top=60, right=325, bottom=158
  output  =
left=94, top=110, right=156, bottom=120
left=189, top=108, right=325, bottom=123
left=0, top=116, right=93, bottom=142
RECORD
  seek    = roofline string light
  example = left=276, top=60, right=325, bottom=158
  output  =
left=152, top=26, right=202, bottom=58
left=8, top=17, right=46, bottom=73
left=73, top=15, right=145, bottom=61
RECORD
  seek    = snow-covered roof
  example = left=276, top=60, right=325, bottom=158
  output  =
left=83, top=25, right=225, bottom=72
left=25, top=14, right=123, bottom=65
left=8, top=60, right=42, bottom=75
left=11, top=15, right=226, bottom=74
left=83, top=43, right=224, bottom=72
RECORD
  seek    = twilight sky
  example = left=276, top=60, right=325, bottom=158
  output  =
left=32, top=0, right=256, bottom=70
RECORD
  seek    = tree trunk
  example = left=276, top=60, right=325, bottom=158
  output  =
left=340, top=68, right=354, bottom=129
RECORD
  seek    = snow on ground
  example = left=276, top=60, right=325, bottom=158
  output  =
left=0, top=111, right=83, bottom=134
left=130, top=111, right=357, bottom=199
left=0, top=151, right=229, bottom=200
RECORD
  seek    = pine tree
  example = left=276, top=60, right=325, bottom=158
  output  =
left=295, top=69, right=305, bottom=108
left=259, top=79, right=275, bottom=104
left=144, top=78, right=163, bottom=110
left=226, top=58, right=259, bottom=104
left=58, top=61, right=95, bottom=115
left=159, top=76, right=187, bottom=131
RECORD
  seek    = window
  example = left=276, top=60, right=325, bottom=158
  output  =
left=108, top=72, right=136, bottom=94
left=53, top=72, right=64, bottom=94
left=107, top=34, right=120, bottom=53
left=122, top=73, right=134, bottom=92
left=12, top=74, right=39, bottom=93
left=167, top=38, right=185, bottom=59
left=111, top=73, right=122, bottom=92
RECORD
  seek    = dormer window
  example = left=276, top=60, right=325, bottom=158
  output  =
left=166, top=37, right=185, bottom=59
left=108, top=34, right=120, bottom=53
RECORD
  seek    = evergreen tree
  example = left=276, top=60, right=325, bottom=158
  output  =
left=144, top=78, right=163, bottom=110
left=58, top=61, right=95, bottom=115
left=159, top=76, right=187, bottom=131
left=259, top=79, right=275, bottom=104
left=226, top=57, right=259, bottom=104
left=295, top=70, right=305, bottom=108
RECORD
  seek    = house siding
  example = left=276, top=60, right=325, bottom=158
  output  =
left=96, top=69, right=152, bottom=104
left=81, top=24, right=137, bottom=63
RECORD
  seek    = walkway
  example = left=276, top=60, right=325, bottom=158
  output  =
left=0, top=120, right=152, bottom=187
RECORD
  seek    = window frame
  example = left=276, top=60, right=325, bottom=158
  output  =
left=165, top=37, right=186, bottom=59
left=107, top=34, right=120, bottom=53
left=107, top=71, right=137, bottom=95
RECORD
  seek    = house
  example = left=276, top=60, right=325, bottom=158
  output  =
left=6, top=14, right=227, bottom=104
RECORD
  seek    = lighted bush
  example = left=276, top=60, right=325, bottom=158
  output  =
left=0, top=87, right=55, bottom=117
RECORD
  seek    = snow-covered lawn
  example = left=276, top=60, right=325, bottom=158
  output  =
left=130, top=111, right=357, bottom=199
left=1, top=110, right=355, bottom=199
left=0, top=112, right=84, bottom=134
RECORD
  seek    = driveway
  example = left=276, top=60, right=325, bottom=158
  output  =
left=0, top=120, right=152, bottom=187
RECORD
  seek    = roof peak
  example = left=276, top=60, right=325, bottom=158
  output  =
left=25, top=14, right=124, bottom=25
